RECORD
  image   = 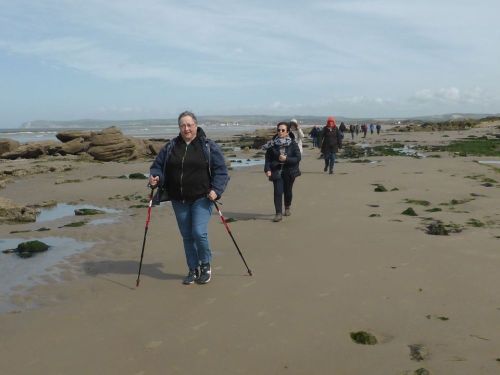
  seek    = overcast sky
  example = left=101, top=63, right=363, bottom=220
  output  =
left=1, top=0, right=499, bottom=127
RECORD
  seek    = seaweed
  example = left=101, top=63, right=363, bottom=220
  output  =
left=426, top=221, right=449, bottom=235
left=425, top=208, right=442, bottom=212
left=374, top=184, right=387, bottom=192
left=467, top=218, right=485, bottom=227
left=350, top=331, right=378, bottom=345
left=404, top=199, right=431, bottom=206
left=61, top=221, right=86, bottom=227
left=128, top=173, right=148, bottom=179
left=74, top=208, right=105, bottom=215
left=402, top=207, right=418, bottom=216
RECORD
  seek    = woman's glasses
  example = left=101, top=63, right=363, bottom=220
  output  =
left=277, top=128, right=287, bottom=132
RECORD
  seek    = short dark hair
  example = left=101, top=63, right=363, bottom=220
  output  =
left=178, top=111, right=198, bottom=126
left=276, top=121, right=290, bottom=132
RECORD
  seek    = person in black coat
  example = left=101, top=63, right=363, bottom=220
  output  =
left=263, top=121, right=301, bottom=222
left=320, top=116, right=342, bottom=174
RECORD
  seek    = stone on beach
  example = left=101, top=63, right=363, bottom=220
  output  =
left=0, top=197, right=39, bottom=223
left=0, top=138, right=20, bottom=156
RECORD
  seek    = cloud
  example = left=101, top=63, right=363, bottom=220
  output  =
left=0, top=37, right=230, bottom=87
left=411, top=87, right=486, bottom=104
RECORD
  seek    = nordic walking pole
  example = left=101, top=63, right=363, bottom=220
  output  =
left=136, top=186, right=156, bottom=287
left=213, top=201, right=253, bottom=276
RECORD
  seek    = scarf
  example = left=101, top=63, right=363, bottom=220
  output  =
left=261, top=136, right=292, bottom=150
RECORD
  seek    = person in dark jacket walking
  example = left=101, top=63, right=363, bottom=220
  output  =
left=309, top=126, right=319, bottom=148
left=149, top=111, right=229, bottom=285
left=320, top=116, right=342, bottom=174
left=263, top=121, right=301, bottom=222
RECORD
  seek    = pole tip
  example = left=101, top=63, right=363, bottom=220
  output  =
left=248, top=270, right=253, bottom=276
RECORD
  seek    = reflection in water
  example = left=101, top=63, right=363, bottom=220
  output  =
left=0, top=237, right=93, bottom=313
left=230, top=159, right=265, bottom=168
left=37, top=204, right=119, bottom=222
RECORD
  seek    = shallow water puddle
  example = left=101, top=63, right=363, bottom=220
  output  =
left=0, top=237, right=94, bottom=313
left=230, top=158, right=265, bottom=168
left=36, top=203, right=119, bottom=222
left=478, top=160, right=500, bottom=165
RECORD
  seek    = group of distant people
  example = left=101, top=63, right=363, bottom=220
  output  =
left=310, top=122, right=382, bottom=143
left=147, top=111, right=380, bottom=284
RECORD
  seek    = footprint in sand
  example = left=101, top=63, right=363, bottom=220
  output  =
left=192, top=321, right=208, bottom=330
left=146, top=340, right=163, bottom=349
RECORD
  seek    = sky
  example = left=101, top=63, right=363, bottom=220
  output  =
left=0, top=0, right=499, bottom=128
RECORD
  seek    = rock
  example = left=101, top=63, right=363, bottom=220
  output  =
left=87, top=127, right=137, bottom=161
left=56, top=130, right=92, bottom=143
left=1, top=141, right=62, bottom=159
left=74, top=208, right=105, bottom=215
left=0, top=138, right=20, bottom=156
left=145, top=140, right=167, bottom=156
left=90, top=127, right=126, bottom=146
left=4, top=240, right=50, bottom=258
left=60, top=137, right=90, bottom=155
left=27, top=200, right=57, bottom=209
left=0, top=197, right=39, bottom=223
left=17, top=240, right=49, bottom=253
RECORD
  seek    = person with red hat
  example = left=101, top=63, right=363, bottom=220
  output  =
left=320, top=116, right=343, bottom=174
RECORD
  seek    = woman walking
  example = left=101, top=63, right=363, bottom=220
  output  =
left=289, top=118, right=305, bottom=154
left=263, top=121, right=301, bottom=222
left=321, top=116, right=342, bottom=174
left=149, top=111, right=229, bottom=285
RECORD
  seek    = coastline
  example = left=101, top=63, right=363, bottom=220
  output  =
left=0, top=123, right=499, bottom=374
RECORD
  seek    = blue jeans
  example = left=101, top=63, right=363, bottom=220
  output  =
left=171, top=197, right=213, bottom=270
left=324, top=151, right=336, bottom=171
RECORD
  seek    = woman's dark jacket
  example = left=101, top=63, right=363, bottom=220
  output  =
left=150, top=128, right=229, bottom=203
left=264, top=137, right=301, bottom=181
left=320, top=126, right=342, bottom=154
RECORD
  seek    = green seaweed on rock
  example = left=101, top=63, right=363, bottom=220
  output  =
left=350, top=331, right=378, bottom=345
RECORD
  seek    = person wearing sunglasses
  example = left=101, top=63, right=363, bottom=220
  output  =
left=262, top=121, right=302, bottom=222
left=149, top=111, right=229, bottom=285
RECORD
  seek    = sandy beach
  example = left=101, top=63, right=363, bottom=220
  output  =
left=0, top=124, right=499, bottom=374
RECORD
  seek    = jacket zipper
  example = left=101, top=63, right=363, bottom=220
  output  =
left=180, top=143, right=189, bottom=202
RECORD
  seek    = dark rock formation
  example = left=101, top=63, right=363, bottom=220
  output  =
left=56, top=130, right=93, bottom=143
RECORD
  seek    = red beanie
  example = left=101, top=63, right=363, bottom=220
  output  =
left=326, top=116, right=336, bottom=128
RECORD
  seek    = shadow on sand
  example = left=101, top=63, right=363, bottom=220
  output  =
left=217, top=211, right=273, bottom=222
left=83, top=260, right=182, bottom=289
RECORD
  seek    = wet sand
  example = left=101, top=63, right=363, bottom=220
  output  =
left=0, top=125, right=499, bottom=374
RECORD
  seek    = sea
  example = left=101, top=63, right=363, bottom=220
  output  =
left=0, top=123, right=274, bottom=143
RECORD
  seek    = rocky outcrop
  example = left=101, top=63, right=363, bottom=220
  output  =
left=87, top=127, right=137, bottom=161
left=1, top=127, right=165, bottom=161
left=1, top=141, right=61, bottom=159
left=56, top=130, right=93, bottom=143
left=0, top=138, right=20, bottom=156
left=60, top=137, right=90, bottom=155
left=0, top=197, right=39, bottom=223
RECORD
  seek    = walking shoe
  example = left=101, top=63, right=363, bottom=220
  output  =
left=197, top=263, right=212, bottom=284
left=273, top=213, right=283, bottom=222
left=284, top=207, right=291, bottom=216
left=182, top=268, right=199, bottom=285
left=329, top=169, right=333, bottom=174
left=323, top=165, right=328, bottom=172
